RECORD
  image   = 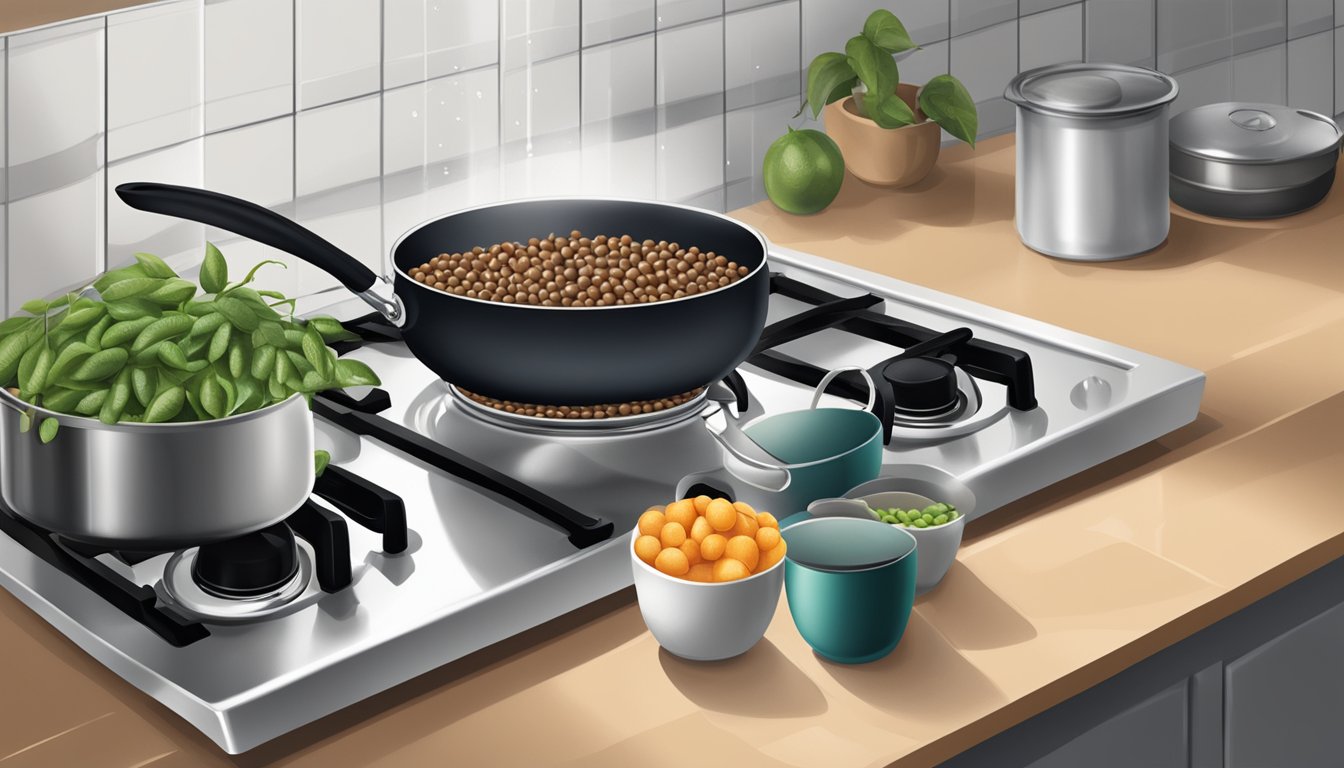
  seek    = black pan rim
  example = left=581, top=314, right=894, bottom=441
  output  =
left=386, top=195, right=771, bottom=312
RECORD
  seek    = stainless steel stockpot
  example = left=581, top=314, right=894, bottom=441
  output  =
left=0, top=388, right=313, bottom=549
left=1170, top=102, right=1342, bottom=219
left=1006, top=63, right=1179, bottom=261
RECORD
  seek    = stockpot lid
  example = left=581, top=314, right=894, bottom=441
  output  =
left=1170, top=102, right=1343, bottom=164
left=1005, top=63, right=1178, bottom=117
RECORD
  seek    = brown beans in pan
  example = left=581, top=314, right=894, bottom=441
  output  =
left=408, top=231, right=751, bottom=306
left=460, top=387, right=704, bottom=419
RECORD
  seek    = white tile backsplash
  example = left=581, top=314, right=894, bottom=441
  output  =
left=204, top=0, right=293, bottom=133
left=107, top=2, right=202, bottom=162
left=7, top=18, right=105, bottom=201
left=8, top=174, right=105, bottom=308
left=107, top=139, right=205, bottom=271
left=297, top=0, right=381, bottom=110
left=203, top=117, right=296, bottom=296
left=725, top=1, right=800, bottom=110
left=1020, top=3, right=1082, bottom=71
left=1289, top=29, right=1334, bottom=115
left=4, top=0, right=1344, bottom=317
left=384, top=0, right=498, bottom=89
left=584, top=0, right=655, bottom=46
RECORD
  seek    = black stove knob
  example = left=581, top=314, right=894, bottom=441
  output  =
left=882, top=356, right=958, bottom=414
left=192, top=523, right=299, bottom=599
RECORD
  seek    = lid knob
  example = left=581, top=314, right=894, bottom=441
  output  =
left=1229, top=109, right=1277, bottom=131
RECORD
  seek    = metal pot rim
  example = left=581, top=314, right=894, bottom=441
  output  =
left=1005, top=63, right=1179, bottom=118
left=0, top=388, right=307, bottom=432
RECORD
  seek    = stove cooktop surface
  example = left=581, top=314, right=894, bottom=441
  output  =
left=0, top=245, right=1204, bottom=754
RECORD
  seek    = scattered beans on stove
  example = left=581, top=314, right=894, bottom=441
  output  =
left=459, top=387, right=703, bottom=419
left=407, top=231, right=752, bottom=306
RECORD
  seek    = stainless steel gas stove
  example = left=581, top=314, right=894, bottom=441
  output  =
left=0, top=245, right=1204, bottom=754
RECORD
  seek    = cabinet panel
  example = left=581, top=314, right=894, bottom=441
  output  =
left=1027, top=680, right=1189, bottom=768
left=1225, top=601, right=1344, bottom=768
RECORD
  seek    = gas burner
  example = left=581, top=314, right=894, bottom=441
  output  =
left=448, top=385, right=711, bottom=435
left=883, top=356, right=964, bottom=418
left=162, top=536, right=315, bottom=623
left=192, top=524, right=300, bottom=599
left=887, top=367, right=1009, bottom=441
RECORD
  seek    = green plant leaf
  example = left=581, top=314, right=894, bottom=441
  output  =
left=805, top=52, right=857, bottom=119
left=845, top=35, right=898, bottom=111
left=866, top=92, right=917, bottom=128
left=334, top=358, right=380, bottom=388
left=200, top=242, right=229, bottom=294
left=92, top=264, right=148, bottom=294
left=38, top=417, right=59, bottom=444
left=862, top=9, right=918, bottom=54
left=919, top=74, right=978, bottom=147
left=313, top=449, right=331, bottom=478
left=21, top=298, right=50, bottom=315
left=133, top=251, right=178, bottom=279
left=145, top=386, right=186, bottom=423
left=99, top=277, right=164, bottom=302
left=214, top=296, right=260, bottom=332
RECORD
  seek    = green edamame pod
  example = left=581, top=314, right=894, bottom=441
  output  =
left=38, top=417, right=59, bottom=444
left=189, top=312, right=227, bottom=338
left=145, top=278, right=197, bottom=305
left=42, top=388, right=86, bottom=413
left=99, top=277, right=164, bottom=302
left=106, top=298, right=161, bottom=321
left=213, top=296, right=259, bottom=331
left=207, top=322, right=231, bottom=362
left=184, top=298, right=216, bottom=317
left=253, top=321, right=287, bottom=348
left=227, top=341, right=246, bottom=379
left=145, top=386, right=186, bottom=423
left=251, top=345, right=277, bottom=379
left=70, top=347, right=129, bottom=381
left=200, top=243, right=228, bottom=294
left=84, top=315, right=114, bottom=348
left=199, top=376, right=226, bottom=419
left=56, top=304, right=105, bottom=332
left=157, top=342, right=206, bottom=372
left=101, top=317, right=155, bottom=348
left=93, top=264, right=148, bottom=293
left=131, top=367, right=156, bottom=408
left=284, top=350, right=313, bottom=375
left=99, top=369, right=133, bottom=425
left=16, top=341, right=46, bottom=395
left=302, top=325, right=330, bottom=378
left=131, top=314, right=193, bottom=352
left=75, top=389, right=109, bottom=415
left=46, top=342, right=97, bottom=384
left=274, top=349, right=293, bottom=384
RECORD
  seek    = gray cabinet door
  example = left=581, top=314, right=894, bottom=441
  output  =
left=1225, top=600, right=1344, bottom=768
left=1027, top=679, right=1189, bottom=768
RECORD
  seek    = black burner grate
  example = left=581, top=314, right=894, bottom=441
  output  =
left=0, top=465, right=409, bottom=647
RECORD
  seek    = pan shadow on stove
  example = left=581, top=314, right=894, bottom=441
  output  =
left=657, top=639, right=827, bottom=718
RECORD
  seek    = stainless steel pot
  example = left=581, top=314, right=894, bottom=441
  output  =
left=1006, top=63, right=1179, bottom=260
left=1170, top=103, right=1342, bottom=219
left=0, top=388, right=314, bottom=549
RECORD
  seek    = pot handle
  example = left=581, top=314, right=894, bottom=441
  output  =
left=114, top=182, right=405, bottom=326
left=810, top=366, right=877, bottom=411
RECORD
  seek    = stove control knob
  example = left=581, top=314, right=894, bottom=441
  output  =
left=882, top=356, right=959, bottom=414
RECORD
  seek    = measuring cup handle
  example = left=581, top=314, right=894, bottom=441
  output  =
left=810, top=366, right=877, bottom=411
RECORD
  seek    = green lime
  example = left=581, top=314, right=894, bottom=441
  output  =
left=762, top=128, right=844, bottom=215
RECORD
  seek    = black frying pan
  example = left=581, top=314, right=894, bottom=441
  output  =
left=115, top=183, right=770, bottom=405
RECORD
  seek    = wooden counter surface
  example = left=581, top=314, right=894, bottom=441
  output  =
left=4, top=134, right=1344, bottom=767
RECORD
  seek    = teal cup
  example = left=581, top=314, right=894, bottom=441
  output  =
left=738, top=367, right=884, bottom=515
left=781, top=517, right=918, bottom=664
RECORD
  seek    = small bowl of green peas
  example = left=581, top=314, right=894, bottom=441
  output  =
left=845, top=468, right=976, bottom=595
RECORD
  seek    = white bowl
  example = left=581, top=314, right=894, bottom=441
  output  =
left=629, top=529, right=785, bottom=661
left=846, top=468, right=977, bottom=595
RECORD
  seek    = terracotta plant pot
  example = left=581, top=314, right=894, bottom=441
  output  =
left=823, top=83, right=941, bottom=187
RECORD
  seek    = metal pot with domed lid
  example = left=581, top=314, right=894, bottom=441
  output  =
left=1005, top=63, right=1179, bottom=261
left=1169, top=102, right=1342, bottom=219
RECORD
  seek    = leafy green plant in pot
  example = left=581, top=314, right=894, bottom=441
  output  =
left=763, top=10, right=979, bottom=214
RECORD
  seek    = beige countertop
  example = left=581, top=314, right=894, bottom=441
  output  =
left=5, top=133, right=1344, bottom=767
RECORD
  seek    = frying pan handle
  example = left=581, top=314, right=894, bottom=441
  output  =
left=114, top=182, right=405, bottom=326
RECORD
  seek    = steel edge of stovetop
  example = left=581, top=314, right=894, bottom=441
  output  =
left=0, top=513, right=638, bottom=753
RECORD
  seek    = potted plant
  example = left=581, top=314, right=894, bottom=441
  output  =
left=802, top=10, right=977, bottom=188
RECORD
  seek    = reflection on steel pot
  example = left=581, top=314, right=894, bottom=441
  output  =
left=1170, top=103, right=1342, bottom=219
left=1006, top=63, right=1179, bottom=261
left=0, top=388, right=314, bottom=549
